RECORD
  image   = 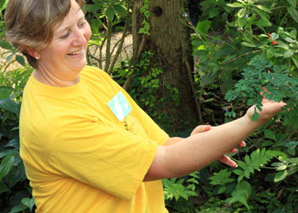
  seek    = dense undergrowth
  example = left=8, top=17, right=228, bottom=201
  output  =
left=0, top=0, right=297, bottom=212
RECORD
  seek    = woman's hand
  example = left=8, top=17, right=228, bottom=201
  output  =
left=246, top=98, right=286, bottom=124
left=191, top=125, right=244, bottom=168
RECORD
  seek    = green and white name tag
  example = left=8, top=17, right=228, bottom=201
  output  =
left=108, top=91, right=132, bottom=121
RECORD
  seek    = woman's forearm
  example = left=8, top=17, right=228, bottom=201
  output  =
left=145, top=115, right=263, bottom=181
left=163, top=116, right=261, bottom=177
left=144, top=101, right=285, bottom=181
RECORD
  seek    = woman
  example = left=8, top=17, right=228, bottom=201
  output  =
left=4, top=0, right=285, bottom=212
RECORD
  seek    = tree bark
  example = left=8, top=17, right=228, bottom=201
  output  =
left=131, top=0, right=199, bottom=133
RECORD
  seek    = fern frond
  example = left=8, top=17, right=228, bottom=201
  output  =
left=234, top=148, right=288, bottom=182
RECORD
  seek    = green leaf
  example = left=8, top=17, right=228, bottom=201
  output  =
left=256, top=17, right=272, bottom=27
left=0, top=182, right=9, bottom=194
left=238, top=8, right=246, bottom=18
left=238, top=161, right=247, bottom=170
left=16, top=55, right=26, bottom=66
left=5, top=138, right=19, bottom=149
left=0, top=87, right=13, bottom=99
left=264, top=129, right=276, bottom=141
left=283, top=49, right=294, bottom=58
left=105, top=6, right=115, bottom=22
left=21, top=197, right=35, bottom=212
left=10, top=204, right=24, bottom=213
left=237, top=181, right=252, bottom=197
left=138, top=28, right=145, bottom=34
left=200, top=70, right=217, bottom=87
left=254, top=8, right=271, bottom=26
left=291, top=55, right=298, bottom=69
left=255, top=5, right=271, bottom=13
left=271, top=32, right=279, bottom=41
left=209, top=8, right=219, bottom=18
left=0, top=39, right=11, bottom=50
left=0, top=155, right=15, bottom=180
left=287, top=6, right=298, bottom=23
left=276, top=164, right=287, bottom=171
left=196, top=20, right=211, bottom=35
left=284, top=37, right=297, bottom=43
left=252, top=112, right=260, bottom=121
left=84, top=3, right=102, bottom=13
left=143, top=11, right=150, bottom=19
left=285, top=141, right=298, bottom=156
left=209, top=169, right=233, bottom=185
left=6, top=53, right=14, bottom=62
left=233, top=169, right=243, bottom=176
left=241, top=42, right=256, bottom=47
left=0, top=99, right=20, bottom=116
left=290, top=29, right=297, bottom=38
left=226, top=3, right=244, bottom=8
left=287, top=0, right=296, bottom=7
left=218, top=186, right=226, bottom=194
left=114, top=5, right=127, bottom=17
left=229, top=181, right=252, bottom=209
left=1, top=0, right=9, bottom=11
left=274, top=170, right=288, bottom=182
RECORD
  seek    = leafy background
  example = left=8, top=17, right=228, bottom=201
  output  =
left=0, top=0, right=297, bottom=212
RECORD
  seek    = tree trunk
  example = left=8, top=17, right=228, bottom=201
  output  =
left=131, top=0, right=199, bottom=133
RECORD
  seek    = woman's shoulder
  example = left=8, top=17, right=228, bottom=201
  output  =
left=82, top=65, right=111, bottom=79
left=81, top=65, right=118, bottom=89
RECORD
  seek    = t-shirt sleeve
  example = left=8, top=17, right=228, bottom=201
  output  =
left=126, top=99, right=169, bottom=145
left=48, top=119, right=158, bottom=200
left=92, top=67, right=169, bottom=145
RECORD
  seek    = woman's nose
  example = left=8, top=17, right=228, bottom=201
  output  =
left=72, top=29, right=87, bottom=46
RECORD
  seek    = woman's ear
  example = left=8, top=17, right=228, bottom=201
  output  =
left=26, top=48, right=40, bottom=60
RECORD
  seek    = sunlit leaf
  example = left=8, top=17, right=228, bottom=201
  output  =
left=287, top=6, right=298, bottom=23
left=226, top=3, right=243, bottom=8
left=274, top=170, right=288, bottom=182
left=0, top=156, right=15, bottom=180
left=105, top=6, right=115, bottom=22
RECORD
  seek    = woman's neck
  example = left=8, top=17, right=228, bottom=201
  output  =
left=33, top=69, right=80, bottom=87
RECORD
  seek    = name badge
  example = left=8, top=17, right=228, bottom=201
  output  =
left=108, top=91, right=132, bottom=121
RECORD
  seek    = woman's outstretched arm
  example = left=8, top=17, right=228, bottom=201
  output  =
left=144, top=100, right=285, bottom=181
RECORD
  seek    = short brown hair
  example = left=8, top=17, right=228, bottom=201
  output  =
left=4, top=0, right=83, bottom=69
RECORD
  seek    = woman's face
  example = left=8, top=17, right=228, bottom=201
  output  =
left=37, top=0, right=91, bottom=81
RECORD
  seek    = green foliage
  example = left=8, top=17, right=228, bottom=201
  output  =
left=225, top=55, right=298, bottom=126
left=128, top=51, right=181, bottom=131
left=163, top=172, right=200, bottom=212
left=192, top=0, right=298, bottom=97
left=233, top=149, right=285, bottom=182
left=188, top=0, right=298, bottom=211
left=0, top=0, right=297, bottom=212
left=85, top=0, right=128, bottom=23
left=0, top=39, right=26, bottom=71
left=1, top=10, right=33, bottom=208
left=84, top=0, right=131, bottom=72
left=129, top=51, right=161, bottom=109
left=226, top=181, right=252, bottom=210
left=138, top=0, right=151, bottom=35
left=0, top=66, right=33, bottom=212
left=207, top=148, right=297, bottom=211
left=209, top=169, right=234, bottom=186
left=224, top=55, right=298, bottom=190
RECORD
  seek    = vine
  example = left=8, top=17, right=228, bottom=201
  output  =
left=138, top=0, right=151, bottom=36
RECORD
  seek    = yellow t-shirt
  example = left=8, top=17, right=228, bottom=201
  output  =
left=19, top=66, right=169, bottom=213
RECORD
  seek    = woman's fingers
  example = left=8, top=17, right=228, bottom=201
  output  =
left=219, top=155, right=238, bottom=168
left=190, top=125, right=211, bottom=136
left=229, top=148, right=238, bottom=153
left=227, top=141, right=246, bottom=153
left=239, top=141, right=246, bottom=147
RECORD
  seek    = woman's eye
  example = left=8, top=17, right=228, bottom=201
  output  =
left=78, top=21, right=86, bottom=28
left=60, top=31, right=70, bottom=39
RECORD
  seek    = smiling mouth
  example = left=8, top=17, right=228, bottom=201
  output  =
left=68, top=49, right=83, bottom=56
